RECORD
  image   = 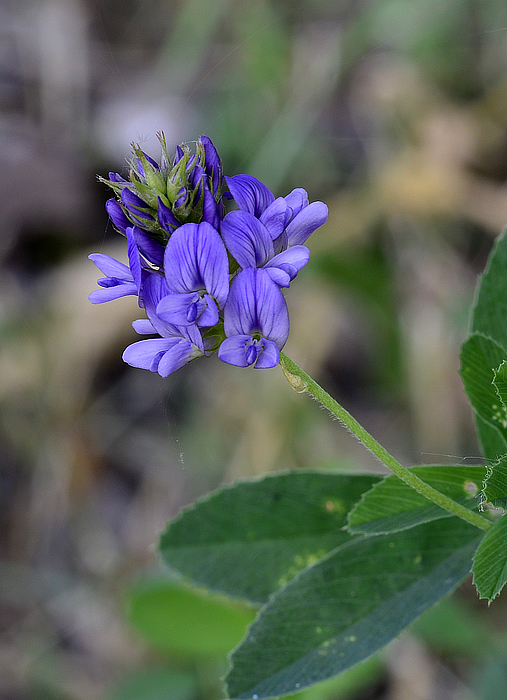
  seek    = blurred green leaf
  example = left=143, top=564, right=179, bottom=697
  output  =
left=473, top=514, right=507, bottom=602
left=460, top=333, right=507, bottom=459
left=279, top=655, right=383, bottom=700
left=471, top=657, right=507, bottom=700
left=128, top=577, right=255, bottom=655
left=159, top=472, right=379, bottom=604
left=312, top=239, right=400, bottom=389
left=412, top=597, right=489, bottom=655
left=347, top=465, right=486, bottom=534
left=226, top=518, right=481, bottom=700
left=107, top=668, right=196, bottom=700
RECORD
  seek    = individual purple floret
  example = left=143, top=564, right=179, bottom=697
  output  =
left=89, top=228, right=142, bottom=304
left=218, top=268, right=289, bottom=369
left=200, top=135, right=225, bottom=196
left=156, top=222, right=229, bottom=328
left=121, top=188, right=154, bottom=222
left=220, top=209, right=310, bottom=287
left=122, top=273, right=205, bottom=377
left=88, top=254, right=139, bottom=304
left=226, top=174, right=329, bottom=246
left=105, top=198, right=130, bottom=233
left=222, top=174, right=328, bottom=285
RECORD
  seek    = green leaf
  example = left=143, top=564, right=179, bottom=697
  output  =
left=466, top=228, right=507, bottom=459
left=483, top=453, right=507, bottom=504
left=127, top=576, right=255, bottom=655
left=226, top=519, right=482, bottom=700
left=347, top=465, right=486, bottom=534
left=472, top=228, right=507, bottom=351
left=280, top=656, right=383, bottom=700
left=460, top=333, right=507, bottom=459
left=493, top=361, right=507, bottom=411
left=107, top=668, right=196, bottom=700
left=473, top=415, right=507, bottom=465
left=473, top=514, right=507, bottom=601
left=412, top=597, right=489, bottom=655
left=159, top=472, right=379, bottom=604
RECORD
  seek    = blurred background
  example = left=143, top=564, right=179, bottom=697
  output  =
left=3, top=0, right=507, bottom=698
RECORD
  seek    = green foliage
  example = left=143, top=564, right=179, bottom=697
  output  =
left=412, top=597, right=489, bottom=654
left=226, top=519, right=481, bottom=699
left=483, top=454, right=507, bottom=505
left=127, top=576, right=255, bottom=655
left=472, top=514, right=507, bottom=601
left=107, top=668, right=196, bottom=700
left=460, top=334, right=507, bottom=459
left=471, top=230, right=507, bottom=350
left=493, top=361, right=507, bottom=411
left=159, top=472, right=379, bottom=604
left=347, top=465, right=485, bottom=534
left=464, top=229, right=507, bottom=459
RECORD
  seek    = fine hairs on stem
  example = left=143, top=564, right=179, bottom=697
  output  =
left=279, top=352, right=492, bottom=532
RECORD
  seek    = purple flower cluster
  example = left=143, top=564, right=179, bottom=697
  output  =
left=89, top=135, right=328, bottom=377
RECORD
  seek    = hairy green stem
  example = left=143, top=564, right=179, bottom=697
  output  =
left=280, top=352, right=492, bottom=532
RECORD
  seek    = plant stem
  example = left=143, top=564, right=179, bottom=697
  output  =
left=280, top=352, right=492, bottom=532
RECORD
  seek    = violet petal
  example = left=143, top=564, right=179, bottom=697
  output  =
left=89, top=253, right=131, bottom=279
left=89, top=283, right=138, bottom=304
left=283, top=188, right=309, bottom=219
left=223, top=268, right=289, bottom=349
left=218, top=335, right=254, bottom=368
left=106, top=199, right=130, bottom=233
left=259, top=197, right=289, bottom=240
left=225, top=174, right=275, bottom=217
left=132, top=226, right=164, bottom=266
left=254, top=338, right=280, bottom=368
left=132, top=319, right=156, bottom=334
left=285, top=201, right=328, bottom=246
left=163, top=222, right=229, bottom=308
left=221, top=210, right=274, bottom=269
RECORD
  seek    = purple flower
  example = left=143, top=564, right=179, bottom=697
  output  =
left=226, top=174, right=328, bottom=245
left=131, top=226, right=164, bottom=267
left=122, top=272, right=205, bottom=377
left=88, top=254, right=138, bottom=303
left=108, top=172, right=127, bottom=184
left=226, top=174, right=275, bottom=218
left=221, top=209, right=310, bottom=287
left=89, top=228, right=142, bottom=304
left=199, top=135, right=224, bottom=196
left=123, top=335, right=203, bottom=377
left=222, top=174, right=328, bottom=286
left=158, top=197, right=180, bottom=234
left=105, top=198, right=130, bottom=233
left=218, top=268, right=289, bottom=369
left=156, top=222, right=229, bottom=327
left=121, top=188, right=154, bottom=222
left=90, top=133, right=331, bottom=377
